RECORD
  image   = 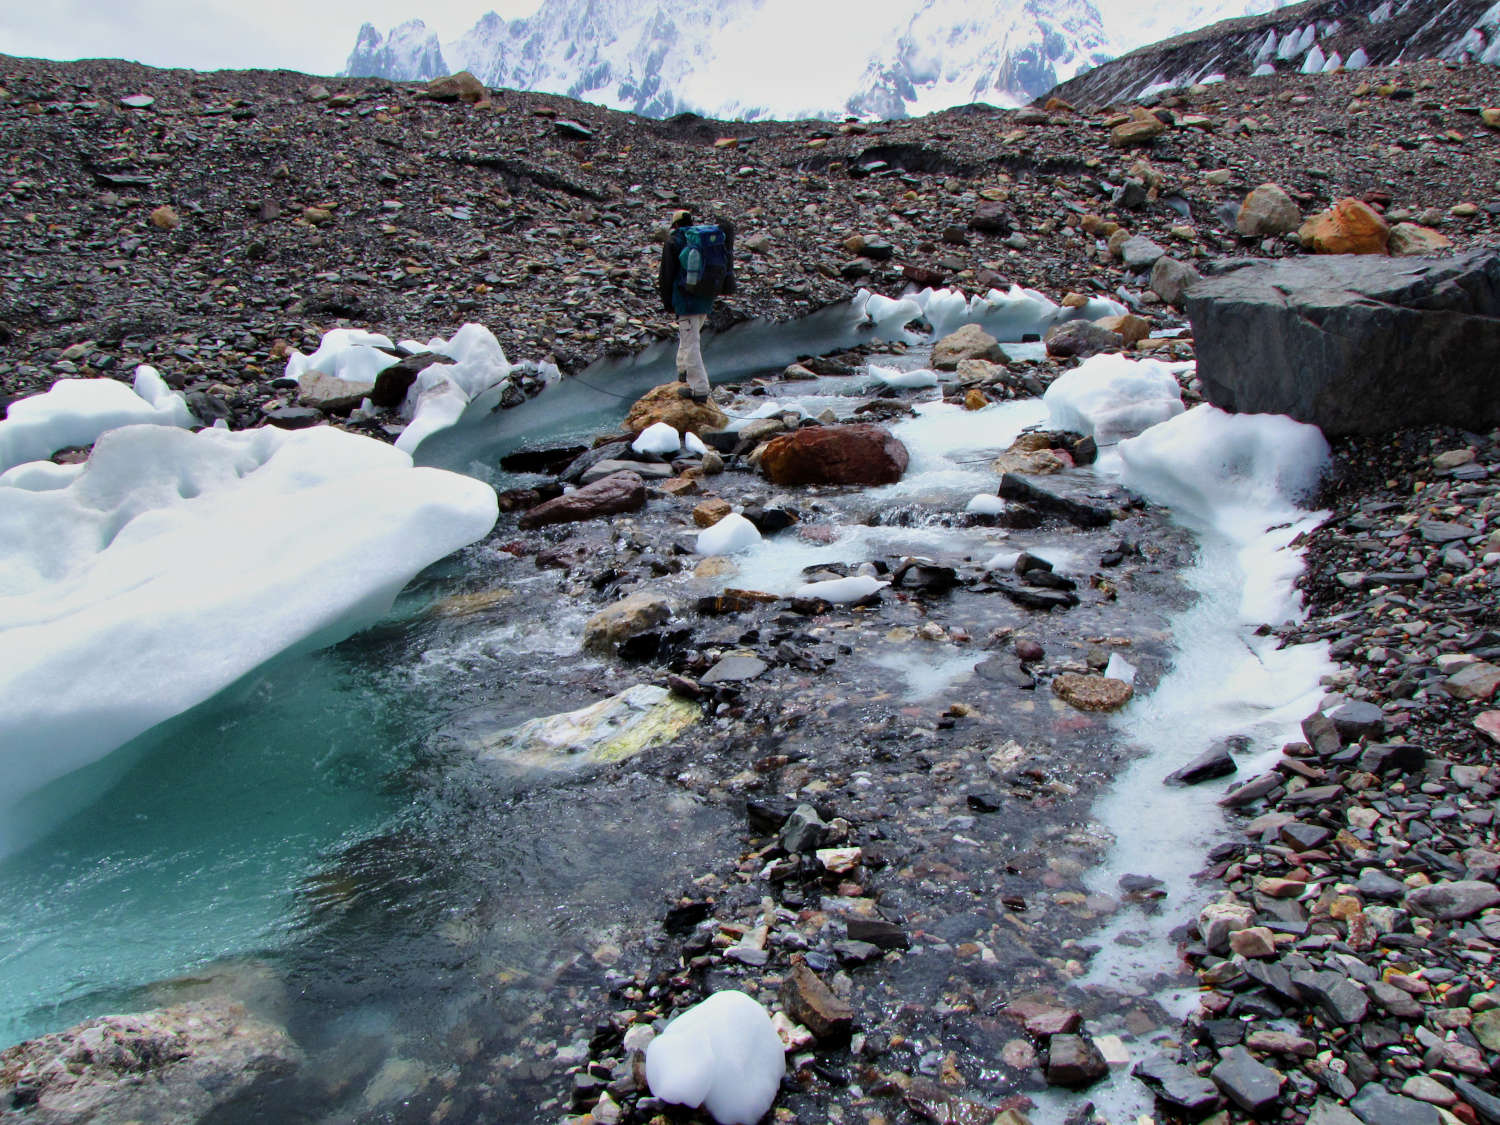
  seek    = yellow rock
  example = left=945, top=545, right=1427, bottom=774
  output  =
left=476, top=683, right=699, bottom=767
left=149, top=205, right=180, bottom=230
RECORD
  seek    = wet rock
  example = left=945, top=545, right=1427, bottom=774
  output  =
left=997, top=473, right=1113, bottom=527
left=1134, top=1053, right=1220, bottom=1115
left=780, top=804, right=827, bottom=854
left=263, top=406, right=323, bottom=429
left=760, top=424, right=909, bottom=486
left=1294, top=970, right=1369, bottom=1025
left=369, top=353, right=447, bottom=409
left=1051, top=673, right=1133, bottom=712
left=518, top=471, right=646, bottom=529
left=700, top=653, right=768, bottom=684
left=1329, top=700, right=1386, bottom=740
left=1166, top=740, right=1239, bottom=785
left=1210, top=1046, right=1283, bottom=1114
left=583, top=591, right=672, bottom=654
left=779, top=959, right=855, bottom=1039
left=1188, top=249, right=1500, bottom=435
left=581, top=459, right=673, bottom=485
left=845, top=918, right=909, bottom=950
left=1405, top=881, right=1500, bottom=920
left=0, top=999, right=301, bottom=1124
left=1046, top=1035, right=1108, bottom=1088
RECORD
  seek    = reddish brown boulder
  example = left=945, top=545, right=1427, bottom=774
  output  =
left=517, top=470, right=645, bottom=529
left=759, top=424, right=909, bottom=486
left=1298, top=198, right=1390, bottom=254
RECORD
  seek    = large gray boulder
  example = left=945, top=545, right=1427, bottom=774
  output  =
left=1186, top=250, right=1500, bottom=436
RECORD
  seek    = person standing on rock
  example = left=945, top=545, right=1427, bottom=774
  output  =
left=658, top=210, right=735, bottom=403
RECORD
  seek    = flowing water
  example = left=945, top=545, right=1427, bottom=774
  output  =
left=0, top=318, right=1331, bottom=1123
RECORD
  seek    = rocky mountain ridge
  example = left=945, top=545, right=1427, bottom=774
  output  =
left=1049, top=0, right=1500, bottom=105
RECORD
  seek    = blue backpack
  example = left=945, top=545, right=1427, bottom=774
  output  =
left=677, top=224, right=730, bottom=299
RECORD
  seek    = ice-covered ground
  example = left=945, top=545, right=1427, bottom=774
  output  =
left=1036, top=388, right=1333, bottom=1122
left=0, top=368, right=196, bottom=475
left=0, top=423, right=498, bottom=853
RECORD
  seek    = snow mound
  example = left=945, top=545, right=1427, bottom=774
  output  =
left=633, top=422, right=683, bottom=456
left=0, top=424, right=498, bottom=847
left=1116, top=404, right=1330, bottom=623
left=0, top=370, right=197, bottom=475
left=966, top=494, right=1007, bottom=515
left=645, top=990, right=785, bottom=1125
left=1043, top=354, right=1185, bottom=445
left=284, top=328, right=399, bottom=385
left=697, top=513, right=762, bottom=555
left=869, top=365, right=939, bottom=389
left=795, top=575, right=888, bottom=603
left=287, top=323, right=559, bottom=458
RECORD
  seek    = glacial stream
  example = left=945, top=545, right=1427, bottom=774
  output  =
left=0, top=310, right=1332, bottom=1123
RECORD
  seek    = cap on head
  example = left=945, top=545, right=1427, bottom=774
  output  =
left=671, top=208, right=694, bottom=228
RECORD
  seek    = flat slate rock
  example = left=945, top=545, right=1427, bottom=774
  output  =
left=1165, top=740, right=1238, bottom=785
left=1187, top=250, right=1500, bottom=436
left=1350, top=1084, right=1442, bottom=1125
left=1133, top=1053, right=1221, bottom=1113
left=700, top=654, right=769, bottom=685
left=1211, top=1046, right=1283, bottom=1114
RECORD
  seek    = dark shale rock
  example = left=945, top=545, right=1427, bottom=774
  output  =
left=1210, top=1046, right=1284, bottom=1114
left=1187, top=250, right=1500, bottom=436
left=1166, top=740, right=1239, bottom=786
left=1045, top=1034, right=1108, bottom=1088
left=1133, top=1053, right=1221, bottom=1116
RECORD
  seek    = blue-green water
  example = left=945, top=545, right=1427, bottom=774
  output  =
left=0, top=634, right=417, bottom=1046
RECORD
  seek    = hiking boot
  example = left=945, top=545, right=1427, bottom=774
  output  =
left=676, top=385, right=709, bottom=403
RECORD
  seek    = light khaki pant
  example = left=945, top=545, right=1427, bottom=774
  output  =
left=675, top=314, right=710, bottom=396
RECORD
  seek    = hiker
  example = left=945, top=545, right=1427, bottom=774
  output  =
left=658, top=210, right=735, bottom=403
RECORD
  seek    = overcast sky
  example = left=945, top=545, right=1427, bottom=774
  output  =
left=0, top=0, right=542, bottom=77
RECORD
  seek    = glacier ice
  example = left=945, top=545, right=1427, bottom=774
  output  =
left=0, top=423, right=499, bottom=848
left=697, top=513, right=762, bottom=555
left=1346, top=47, right=1370, bottom=68
left=1252, top=62, right=1277, bottom=76
left=1043, top=353, right=1186, bottom=445
left=1301, top=44, right=1327, bottom=73
left=645, top=990, right=785, bottom=1125
left=284, top=328, right=400, bottom=385
left=907, top=285, right=1124, bottom=341
left=286, top=323, right=559, bottom=459
left=0, top=369, right=196, bottom=475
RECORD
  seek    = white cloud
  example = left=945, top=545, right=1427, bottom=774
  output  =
left=0, top=0, right=542, bottom=77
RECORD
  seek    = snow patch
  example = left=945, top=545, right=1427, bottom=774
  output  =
left=1042, top=354, right=1186, bottom=446
left=0, top=370, right=196, bottom=475
left=645, top=990, right=785, bottom=1125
